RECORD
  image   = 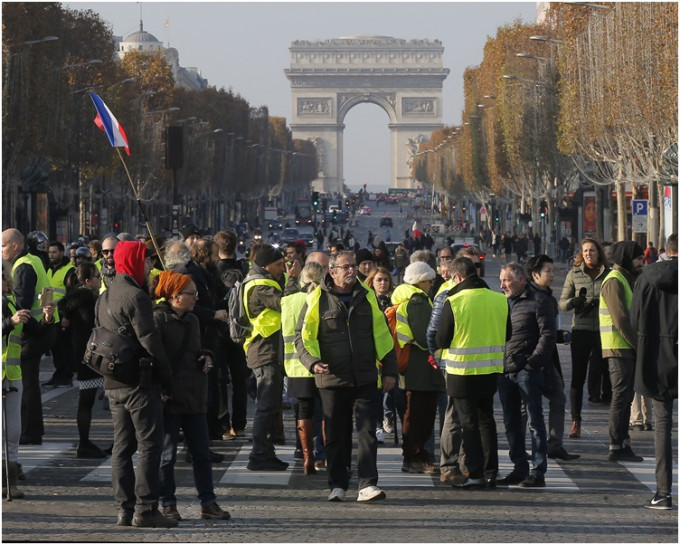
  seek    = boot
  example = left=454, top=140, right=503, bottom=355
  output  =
left=568, top=420, right=581, bottom=439
left=297, top=419, right=316, bottom=475
left=3, top=462, right=25, bottom=499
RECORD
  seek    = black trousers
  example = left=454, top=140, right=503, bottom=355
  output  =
left=20, top=354, right=44, bottom=438
left=569, top=329, right=607, bottom=421
left=452, top=395, right=498, bottom=480
left=318, top=384, right=380, bottom=491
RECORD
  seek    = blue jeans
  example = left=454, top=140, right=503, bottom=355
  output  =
left=160, top=412, right=216, bottom=507
left=249, top=363, right=283, bottom=462
left=497, top=369, right=547, bottom=478
left=107, top=385, right=164, bottom=514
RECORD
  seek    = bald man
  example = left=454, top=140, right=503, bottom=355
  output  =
left=2, top=228, right=55, bottom=445
left=305, top=251, right=329, bottom=270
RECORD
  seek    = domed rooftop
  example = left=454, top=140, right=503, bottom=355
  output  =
left=124, top=21, right=160, bottom=43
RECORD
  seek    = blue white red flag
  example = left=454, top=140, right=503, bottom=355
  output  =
left=412, top=220, right=424, bottom=238
left=89, top=92, right=130, bottom=156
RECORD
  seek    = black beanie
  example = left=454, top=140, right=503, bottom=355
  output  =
left=255, top=244, right=284, bottom=268
left=355, top=248, right=374, bottom=265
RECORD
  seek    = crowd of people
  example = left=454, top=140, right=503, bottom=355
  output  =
left=2, top=222, right=677, bottom=525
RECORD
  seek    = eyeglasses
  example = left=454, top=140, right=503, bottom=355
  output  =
left=101, top=249, right=114, bottom=255
left=180, top=290, right=199, bottom=297
left=439, top=256, right=453, bottom=262
left=333, top=264, right=356, bottom=272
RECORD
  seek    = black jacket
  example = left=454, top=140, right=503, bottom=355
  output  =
left=505, top=283, right=556, bottom=373
left=295, top=274, right=398, bottom=389
left=153, top=301, right=208, bottom=415
left=59, top=286, right=100, bottom=380
left=96, top=273, right=173, bottom=392
left=631, top=257, right=678, bottom=401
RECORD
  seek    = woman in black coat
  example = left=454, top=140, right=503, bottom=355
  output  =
left=59, top=262, right=106, bottom=458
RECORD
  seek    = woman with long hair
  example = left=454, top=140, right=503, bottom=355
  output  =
left=365, top=266, right=395, bottom=312
left=558, top=237, right=610, bottom=439
left=365, top=266, right=402, bottom=439
left=59, top=262, right=108, bottom=458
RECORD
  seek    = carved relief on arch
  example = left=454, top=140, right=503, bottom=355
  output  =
left=297, top=98, right=332, bottom=116
left=402, top=97, right=436, bottom=115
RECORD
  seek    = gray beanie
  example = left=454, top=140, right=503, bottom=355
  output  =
left=404, top=262, right=436, bottom=285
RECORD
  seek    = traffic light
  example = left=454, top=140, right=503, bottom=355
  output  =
left=540, top=207, right=546, bottom=219
left=322, top=198, right=328, bottom=211
left=462, top=205, right=466, bottom=213
left=312, top=191, right=319, bottom=207
left=452, top=203, right=456, bottom=211
left=345, top=198, right=350, bottom=208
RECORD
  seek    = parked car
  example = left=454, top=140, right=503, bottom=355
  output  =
left=379, top=215, right=393, bottom=227
left=360, top=206, right=372, bottom=215
left=450, top=243, right=485, bottom=276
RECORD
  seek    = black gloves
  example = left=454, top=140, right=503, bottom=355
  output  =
left=571, top=295, right=586, bottom=310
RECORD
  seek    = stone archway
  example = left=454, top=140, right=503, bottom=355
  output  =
left=285, top=36, right=449, bottom=192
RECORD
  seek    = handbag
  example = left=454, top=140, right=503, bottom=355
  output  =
left=82, top=292, right=140, bottom=385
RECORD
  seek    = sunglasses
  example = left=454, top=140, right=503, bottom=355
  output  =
left=101, top=249, right=114, bottom=255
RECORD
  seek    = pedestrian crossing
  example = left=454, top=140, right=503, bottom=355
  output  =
left=15, top=441, right=676, bottom=494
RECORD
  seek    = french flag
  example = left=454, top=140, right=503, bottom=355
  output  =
left=412, top=220, right=424, bottom=238
left=89, top=92, right=130, bottom=156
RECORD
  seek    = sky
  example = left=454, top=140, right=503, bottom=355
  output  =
left=64, top=1, right=538, bottom=193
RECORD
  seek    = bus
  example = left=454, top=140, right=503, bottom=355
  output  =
left=295, top=199, right=313, bottom=226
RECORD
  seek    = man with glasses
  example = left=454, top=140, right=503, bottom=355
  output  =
left=295, top=251, right=397, bottom=503
left=99, top=235, right=119, bottom=294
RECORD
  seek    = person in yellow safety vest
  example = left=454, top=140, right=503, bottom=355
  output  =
left=434, top=256, right=510, bottom=490
left=295, top=251, right=397, bottom=503
left=392, top=262, right=445, bottom=475
left=2, top=228, right=55, bottom=446
left=281, top=261, right=325, bottom=475
left=244, top=244, right=296, bottom=472
left=44, top=241, right=77, bottom=387
left=426, top=245, right=482, bottom=485
left=599, top=241, right=645, bottom=463
left=99, top=236, right=119, bottom=294
left=2, top=259, right=55, bottom=497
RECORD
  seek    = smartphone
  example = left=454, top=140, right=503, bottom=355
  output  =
left=40, top=286, right=54, bottom=307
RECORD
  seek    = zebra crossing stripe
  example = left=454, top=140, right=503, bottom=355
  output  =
left=15, top=442, right=73, bottom=475
left=619, top=459, right=678, bottom=494
left=219, top=445, right=296, bottom=486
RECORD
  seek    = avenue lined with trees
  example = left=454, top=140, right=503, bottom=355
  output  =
left=413, top=3, right=677, bottom=250
left=2, top=2, right=317, bottom=240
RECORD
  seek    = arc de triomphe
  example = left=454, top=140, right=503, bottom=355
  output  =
left=285, top=36, right=449, bottom=193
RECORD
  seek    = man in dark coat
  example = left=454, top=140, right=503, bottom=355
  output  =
left=497, top=262, right=555, bottom=487
left=631, top=234, right=678, bottom=510
left=99, top=240, right=176, bottom=528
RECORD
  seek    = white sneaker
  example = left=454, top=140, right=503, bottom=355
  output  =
left=383, top=418, right=394, bottom=434
left=328, top=488, right=346, bottom=502
left=357, top=485, right=386, bottom=502
left=375, top=428, right=385, bottom=443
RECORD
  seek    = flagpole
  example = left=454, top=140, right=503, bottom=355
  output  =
left=115, top=148, right=167, bottom=270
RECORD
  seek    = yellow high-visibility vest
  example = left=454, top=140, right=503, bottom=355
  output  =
left=47, top=262, right=74, bottom=321
left=243, top=277, right=282, bottom=354
left=391, top=283, right=430, bottom=350
left=300, top=282, right=394, bottom=362
left=281, top=291, right=313, bottom=378
left=12, top=253, right=49, bottom=321
left=599, top=269, right=634, bottom=351
left=2, top=297, right=23, bottom=381
left=440, top=288, right=507, bottom=376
